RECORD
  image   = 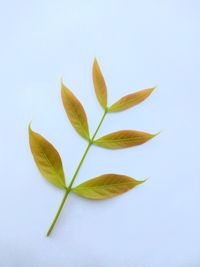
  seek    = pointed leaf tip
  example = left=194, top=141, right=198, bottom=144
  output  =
left=92, top=58, right=107, bottom=109
left=72, top=174, right=144, bottom=199
left=109, top=86, right=156, bottom=112
left=28, top=125, right=66, bottom=189
left=153, top=131, right=161, bottom=138
left=28, top=121, right=32, bottom=130
left=94, top=130, right=156, bottom=149
left=140, top=178, right=148, bottom=184
left=60, top=76, right=64, bottom=84
left=61, top=81, right=90, bottom=140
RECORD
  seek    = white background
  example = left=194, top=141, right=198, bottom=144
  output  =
left=0, top=0, right=200, bottom=266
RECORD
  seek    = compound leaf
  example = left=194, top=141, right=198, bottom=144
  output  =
left=29, top=124, right=66, bottom=189
left=109, top=86, right=156, bottom=112
left=61, top=81, right=90, bottom=140
left=94, top=130, right=157, bottom=149
left=92, top=58, right=107, bottom=109
left=72, top=174, right=145, bottom=199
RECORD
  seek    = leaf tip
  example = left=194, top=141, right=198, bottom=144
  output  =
left=60, top=77, right=65, bottom=91
left=60, top=76, right=64, bottom=85
left=141, top=177, right=149, bottom=183
left=134, top=178, right=148, bottom=186
left=93, top=56, right=98, bottom=65
left=151, top=84, right=158, bottom=91
left=28, top=121, right=33, bottom=133
left=60, top=79, right=69, bottom=100
left=147, top=85, right=157, bottom=96
left=153, top=131, right=162, bottom=138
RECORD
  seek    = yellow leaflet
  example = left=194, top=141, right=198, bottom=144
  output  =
left=92, top=58, right=108, bottom=109
left=94, top=130, right=158, bottom=149
left=61, top=82, right=90, bottom=140
left=29, top=125, right=66, bottom=189
left=73, top=174, right=145, bottom=199
left=109, top=86, right=156, bottom=112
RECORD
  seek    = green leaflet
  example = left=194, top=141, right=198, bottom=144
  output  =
left=109, top=86, right=156, bottom=112
left=94, top=130, right=157, bottom=149
left=92, top=58, right=108, bottom=109
left=29, top=124, right=66, bottom=189
left=61, top=81, right=90, bottom=140
left=28, top=58, right=159, bottom=237
left=72, top=174, right=145, bottom=199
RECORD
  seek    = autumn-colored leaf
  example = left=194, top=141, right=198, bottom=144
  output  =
left=72, top=174, right=145, bottom=199
left=92, top=58, right=107, bottom=109
left=28, top=124, right=66, bottom=189
left=61, top=81, right=90, bottom=140
left=28, top=59, right=159, bottom=237
left=94, top=130, right=157, bottom=149
left=109, top=86, right=156, bottom=112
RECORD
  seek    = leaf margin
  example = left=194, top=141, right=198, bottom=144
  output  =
left=108, top=85, right=157, bottom=112
left=92, top=57, right=108, bottom=110
left=94, top=130, right=159, bottom=149
left=28, top=123, right=66, bottom=189
left=72, top=173, right=146, bottom=199
left=61, top=80, right=90, bottom=140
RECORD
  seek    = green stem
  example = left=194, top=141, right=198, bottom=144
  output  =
left=46, top=110, right=107, bottom=236
left=46, top=189, right=69, bottom=236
